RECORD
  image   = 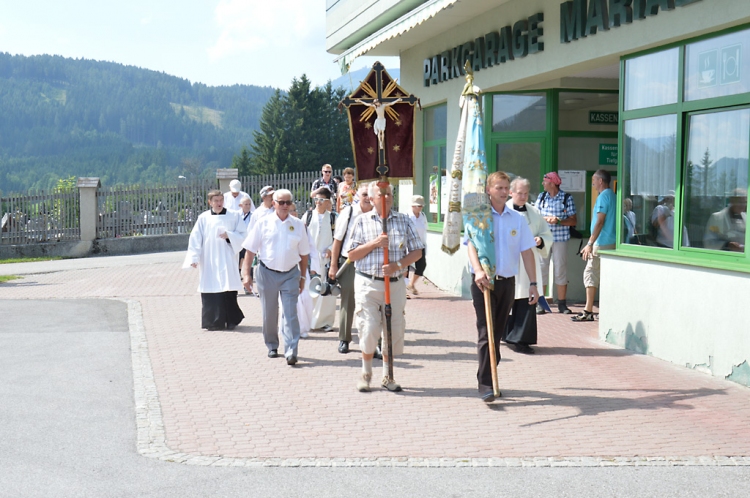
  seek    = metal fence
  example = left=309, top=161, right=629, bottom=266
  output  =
left=1, top=190, right=80, bottom=245
left=96, top=179, right=218, bottom=238
left=2, top=170, right=353, bottom=245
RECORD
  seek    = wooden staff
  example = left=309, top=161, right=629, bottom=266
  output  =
left=378, top=178, right=395, bottom=385
left=483, top=287, right=500, bottom=397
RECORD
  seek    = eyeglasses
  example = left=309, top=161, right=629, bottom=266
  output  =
left=313, top=198, right=327, bottom=203
left=322, top=170, right=332, bottom=174
left=275, top=200, right=294, bottom=206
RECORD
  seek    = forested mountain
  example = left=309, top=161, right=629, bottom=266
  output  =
left=0, top=53, right=277, bottom=194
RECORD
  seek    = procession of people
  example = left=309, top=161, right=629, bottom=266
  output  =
left=182, top=67, right=607, bottom=401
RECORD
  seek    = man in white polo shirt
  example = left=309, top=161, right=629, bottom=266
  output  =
left=241, top=189, right=309, bottom=366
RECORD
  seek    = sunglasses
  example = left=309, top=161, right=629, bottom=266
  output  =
left=275, top=200, right=294, bottom=206
left=313, top=198, right=327, bottom=203
left=322, top=170, right=332, bottom=174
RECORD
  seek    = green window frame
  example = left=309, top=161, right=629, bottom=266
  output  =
left=616, top=24, right=750, bottom=273
left=422, top=103, right=447, bottom=231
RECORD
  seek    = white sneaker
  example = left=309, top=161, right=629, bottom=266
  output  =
left=357, top=373, right=372, bottom=392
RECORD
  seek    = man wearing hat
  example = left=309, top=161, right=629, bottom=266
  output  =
left=248, top=185, right=275, bottom=232
left=535, top=171, right=577, bottom=315
left=224, top=179, right=255, bottom=213
left=406, top=195, right=428, bottom=295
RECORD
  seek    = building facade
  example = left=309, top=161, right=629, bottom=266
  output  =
left=327, top=0, right=750, bottom=387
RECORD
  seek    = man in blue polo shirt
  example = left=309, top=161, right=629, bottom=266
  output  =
left=572, top=169, right=616, bottom=322
left=466, top=171, right=540, bottom=402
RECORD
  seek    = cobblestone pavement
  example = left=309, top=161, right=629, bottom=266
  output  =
left=2, top=252, right=749, bottom=466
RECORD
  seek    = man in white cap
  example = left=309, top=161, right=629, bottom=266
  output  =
left=224, top=179, right=255, bottom=213
left=248, top=185, right=275, bottom=232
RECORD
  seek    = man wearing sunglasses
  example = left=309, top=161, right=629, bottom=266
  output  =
left=329, top=182, right=375, bottom=354
left=311, top=164, right=338, bottom=198
left=242, top=189, right=310, bottom=366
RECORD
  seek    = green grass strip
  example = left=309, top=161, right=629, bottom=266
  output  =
left=0, top=256, right=63, bottom=264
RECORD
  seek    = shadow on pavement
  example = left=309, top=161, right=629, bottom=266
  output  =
left=485, top=387, right=727, bottom=425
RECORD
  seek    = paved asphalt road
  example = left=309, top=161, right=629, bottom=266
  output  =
left=1, top=298, right=748, bottom=497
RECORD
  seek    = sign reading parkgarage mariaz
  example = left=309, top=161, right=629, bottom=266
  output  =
left=423, top=0, right=702, bottom=88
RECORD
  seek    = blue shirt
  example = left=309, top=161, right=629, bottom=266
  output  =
left=592, top=188, right=616, bottom=246
left=464, top=205, right=535, bottom=278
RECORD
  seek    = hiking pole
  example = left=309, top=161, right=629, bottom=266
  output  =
left=378, top=177, right=396, bottom=388
left=483, top=287, right=500, bottom=397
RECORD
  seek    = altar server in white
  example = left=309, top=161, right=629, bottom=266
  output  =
left=183, top=189, right=247, bottom=330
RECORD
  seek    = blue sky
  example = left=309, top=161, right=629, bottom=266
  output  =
left=0, top=0, right=398, bottom=90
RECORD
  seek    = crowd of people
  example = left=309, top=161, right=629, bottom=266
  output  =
left=183, top=167, right=618, bottom=400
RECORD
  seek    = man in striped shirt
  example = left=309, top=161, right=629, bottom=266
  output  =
left=347, top=182, right=424, bottom=393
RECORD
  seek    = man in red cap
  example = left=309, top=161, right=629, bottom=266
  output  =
left=535, top=172, right=577, bottom=315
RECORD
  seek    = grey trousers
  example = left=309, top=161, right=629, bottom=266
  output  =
left=337, top=260, right=356, bottom=342
left=257, top=264, right=301, bottom=358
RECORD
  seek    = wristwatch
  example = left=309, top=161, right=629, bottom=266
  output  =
left=529, top=282, right=537, bottom=287
left=396, top=261, right=403, bottom=269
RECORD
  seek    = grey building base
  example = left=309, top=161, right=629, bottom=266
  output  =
left=0, top=234, right=189, bottom=260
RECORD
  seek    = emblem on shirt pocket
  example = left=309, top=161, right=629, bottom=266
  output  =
left=289, top=226, right=295, bottom=231
left=511, top=230, right=517, bottom=236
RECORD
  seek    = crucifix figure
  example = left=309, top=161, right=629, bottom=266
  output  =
left=355, top=97, right=402, bottom=150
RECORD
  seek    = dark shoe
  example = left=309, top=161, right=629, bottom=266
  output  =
left=286, top=355, right=297, bottom=366
left=535, top=304, right=546, bottom=315
left=226, top=323, right=237, bottom=331
left=338, top=341, right=350, bottom=354
left=481, top=390, right=496, bottom=403
left=557, top=300, right=573, bottom=314
left=515, top=344, right=535, bottom=354
left=268, top=349, right=278, bottom=358
left=373, top=346, right=382, bottom=360
left=320, top=325, right=334, bottom=332
left=571, top=311, right=595, bottom=322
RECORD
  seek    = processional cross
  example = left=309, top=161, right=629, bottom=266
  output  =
left=340, top=61, right=419, bottom=177
left=339, top=61, right=420, bottom=389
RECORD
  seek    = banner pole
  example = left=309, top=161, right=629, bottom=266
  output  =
left=483, top=287, right=500, bottom=397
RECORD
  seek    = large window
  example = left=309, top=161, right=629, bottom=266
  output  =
left=682, top=108, right=748, bottom=252
left=620, top=26, right=750, bottom=271
left=621, top=115, right=677, bottom=247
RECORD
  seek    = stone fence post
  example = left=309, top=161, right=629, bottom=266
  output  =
left=216, top=169, right=238, bottom=194
left=77, top=177, right=100, bottom=242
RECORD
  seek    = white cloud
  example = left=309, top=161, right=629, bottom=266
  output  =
left=207, top=0, right=323, bottom=60
left=140, top=17, right=153, bottom=26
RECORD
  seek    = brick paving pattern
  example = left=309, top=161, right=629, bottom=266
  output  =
left=2, top=252, right=749, bottom=466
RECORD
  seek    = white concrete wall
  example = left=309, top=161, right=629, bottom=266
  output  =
left=599, top=255, right=750, bottom=386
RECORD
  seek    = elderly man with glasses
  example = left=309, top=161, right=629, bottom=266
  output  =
left=242, top=189, right=310, bottom=365
left=311, top=164, right=338, bottom=199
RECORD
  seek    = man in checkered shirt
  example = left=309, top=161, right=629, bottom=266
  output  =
left=347, top=181, right=424, bottom=393
left=535, top=172, right=577, bottom=315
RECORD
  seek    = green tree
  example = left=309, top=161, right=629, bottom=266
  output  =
left=231, top=146, right=252, bottom=176
left=249, top=90, right=289, bottom=175
left=249, top=76, right=353, bottom=175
